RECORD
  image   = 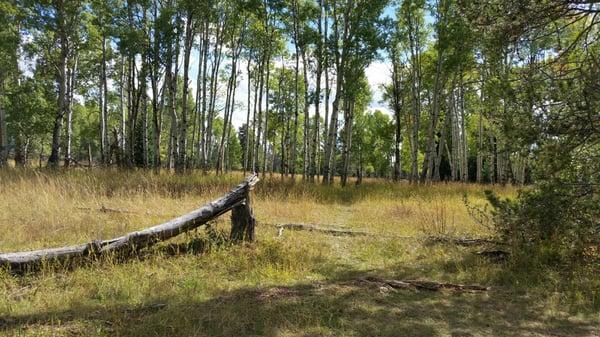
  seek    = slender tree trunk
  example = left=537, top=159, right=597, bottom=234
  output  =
left=340, top=100, right=354, bottom=187
left=310, top=0, right=323, bottom=182
left=206, top=21, right=225, bottom=170
left=391, top=46, right=403, bottom=181
left=423, top=51, right=444, bottom=182
left=150, top=2, right=162, bottom=171
left=64, top=56, right=77, bottom=167
left=142, top=92, right=149, bottom=167
left=252, top=55, right=262, bottom=172
left=323, top=1, right=350, bottom=185
left=15, top=135, right=28, bottom=167
left=433, top=94, right=450, bottom=181
left=176, top=15, right=193, bottom=173
left=260, top=1, right=272, bottom=177
left=254, top=51, right=265, bottom=173
left=301, top=50, right=310, bottom=180
left=38, top=140, right=44, bottom=168
left=218, top=30, right=242, bottom=174
left=459, top=78, right=468, bottom=182
left=0, top=71, right=7, bottom=167
left=191, top=26, right=205, bottom=168
left=489, top=114, right=496, bottom=184
left=291, top=1, right=300, bottom=180
left=48, top=5, right=69, bottom=168
left=321, top=2, right=330, bottom=180
left=64, top=66, right=72, bottom=167
left=356, top=141, right=363, bottom=185
left=476, top=83, right=484, bottom=183
left=244, top=56, right=252, bottom=174
left=407, top=12, right=422, bottom=183
left=99, top=34, right=108, bottom=165
left=278, top=58, right=286, bottom=177
left=224, top=71, right=238, bottom=174
left=126, top=54, right=135, bottom=167
left=118, top=56, right=126, bottom=163
left=168, top=16, right=182, bottom=170
left=262, top=49, right=271, bottom=176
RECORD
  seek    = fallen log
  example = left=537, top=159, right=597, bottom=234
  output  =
left=0, top=174, right=259, bottom=272
left=275, top=225, right=498, bottom=246
left=360, top=276, right=489, bottom=292
left=473, top=249, right=510, bottom=262
left=76, top=205, right=134, bottom=214
left=424, top=236, right=504, bottom=247
left=275, top=223, right=371, bottom=237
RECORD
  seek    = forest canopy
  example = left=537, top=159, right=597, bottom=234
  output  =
left=0, top=0, right=597, bottom=190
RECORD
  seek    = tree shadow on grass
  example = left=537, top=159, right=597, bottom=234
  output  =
left=2, top=261, right=598, bottom=337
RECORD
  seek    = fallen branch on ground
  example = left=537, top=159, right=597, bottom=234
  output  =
left=473, top=249, right=511, bottom=261
left=359, top=276, right=489, bottom=292
left=0, top=174, right=259, bottom=272
left=76, top=205, right=135, bottom=214
left=274, top=224, right=501, bottom=246
left=275, top=223, right=372, bottom=237
left=425, top=236, right=505, bottom=246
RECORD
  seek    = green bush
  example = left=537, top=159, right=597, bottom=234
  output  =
left=486, top=180, right=600, bottom=264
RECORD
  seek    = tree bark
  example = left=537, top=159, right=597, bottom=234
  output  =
left=176, top=13, right=194, bottom=173
left=0, top=71, right=8, bottom=167
left=391, top=46, right=403, bottom=181
left=310, top=0, right=323, bottom=182
left=150, top=2, right=162, bottom=171
left=230, top=190, right=256, bottom=242
left=340, top=100, right=354, bottom=187
left=64, top=55, right=77, bottom=167
left=323, top=0, right=351, bottom=184
left=291, top=0, right=300, bottom=180
left=205, top=21, right=225, bottom=170
left=99, top=33, right=108, bottom=165
left=48, top=0, right=70, bottom=168
left=244, top=56, right=252, bottom=174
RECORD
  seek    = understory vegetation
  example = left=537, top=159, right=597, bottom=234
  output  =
left=1, top=169, right=599, bottom=336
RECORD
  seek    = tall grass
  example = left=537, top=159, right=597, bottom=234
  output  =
left=1, top=168, right=598, bottom=337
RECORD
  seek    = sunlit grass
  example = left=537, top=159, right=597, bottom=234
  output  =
left=0, top=168, right=598, bottom=337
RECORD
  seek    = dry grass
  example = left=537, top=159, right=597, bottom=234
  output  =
left=0, top=168, right=599, bottom=337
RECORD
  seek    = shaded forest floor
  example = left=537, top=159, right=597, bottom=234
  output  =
left=0, top=169, right=599, bottom=336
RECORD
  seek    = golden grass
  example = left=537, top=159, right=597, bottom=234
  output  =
left=0, top=168, right=598, bottom=337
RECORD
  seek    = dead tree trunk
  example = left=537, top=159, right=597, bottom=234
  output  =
left=230, top=190, right=256, bottom=242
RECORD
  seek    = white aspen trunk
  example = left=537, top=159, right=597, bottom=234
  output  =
left=0, top=71, right=7, bottom=167
left=291, top=0, right=300, bottom=180
left=206, top=22, right=225, bottom=169
left=99, top=34, right=108, bottom=164
left=177, top=14, right=193, bottom=173
left=262, top=49, right=271, bottom=176
left=48, top=5, right=69, bottom=168
left=119, top=56, right=126, bottom=157
left=64, top=56, right=77, bottom=167
left=341, top=101, right=354, bottom=187
left=244, top=56, right=252, bottom=174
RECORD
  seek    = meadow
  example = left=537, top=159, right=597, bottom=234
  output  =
left=0, top=169, right=599, bottom=337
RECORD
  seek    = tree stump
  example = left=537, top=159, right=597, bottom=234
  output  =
left=230, top=191, right=256, bottom=242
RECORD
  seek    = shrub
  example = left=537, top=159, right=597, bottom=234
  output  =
left=485, top=181, right=600, bottom=264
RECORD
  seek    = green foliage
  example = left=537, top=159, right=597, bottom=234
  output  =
left=473, top=0, right=600, bottom=265
left=5, top=78, right=54, bottom=139
left=353, top=109, right=395, bottom=177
